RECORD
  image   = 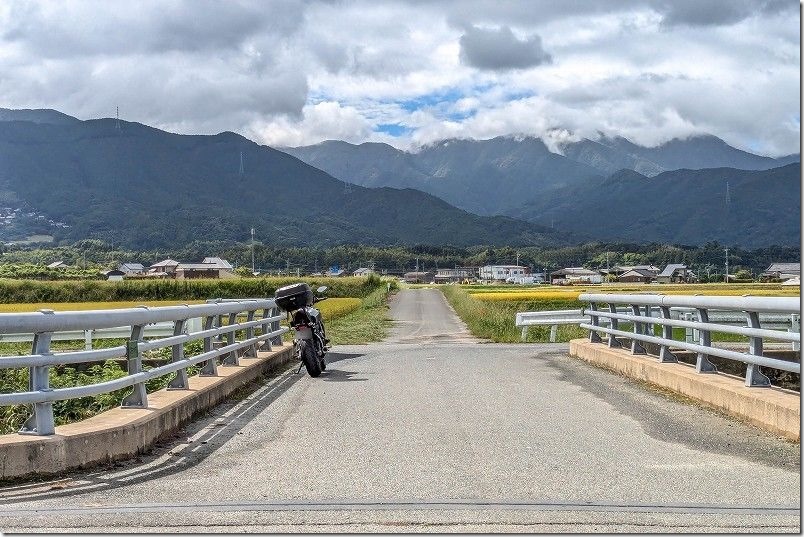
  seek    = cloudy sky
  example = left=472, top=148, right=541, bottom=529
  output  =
left=0, top=0, right=799, bottom=155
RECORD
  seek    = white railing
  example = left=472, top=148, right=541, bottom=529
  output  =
left=0, top=299, right=288, bottom=436
left=578, top=294, right=800, bottom=387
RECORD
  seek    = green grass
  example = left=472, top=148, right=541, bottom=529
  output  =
left=440, top=285, right=770, bottom=344
left=327, top=285, right=395, bottom=345
left=441, top=285, right=585, bottom=343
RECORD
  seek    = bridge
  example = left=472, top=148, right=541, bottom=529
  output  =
left=0, top=289, right=799, bottom=532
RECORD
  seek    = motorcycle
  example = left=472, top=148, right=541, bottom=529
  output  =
left=274, top=283, right=330, bottom=377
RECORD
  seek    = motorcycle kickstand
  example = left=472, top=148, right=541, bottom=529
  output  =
left=295, top=361, right=304, bottom=374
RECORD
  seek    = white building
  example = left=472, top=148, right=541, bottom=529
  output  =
left=479, top=265, right=528, bottom=281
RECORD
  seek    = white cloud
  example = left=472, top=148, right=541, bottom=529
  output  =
left=0, top=0, right=798, bottom=156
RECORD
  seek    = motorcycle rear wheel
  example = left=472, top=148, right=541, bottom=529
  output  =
left=300, top=340, right=322, bottom=377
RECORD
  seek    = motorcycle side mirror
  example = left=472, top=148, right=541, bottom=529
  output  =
left=316, top=286, right=328, bottom=294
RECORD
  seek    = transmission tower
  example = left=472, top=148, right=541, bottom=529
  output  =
left=239, top=151, right=245, bottom=175
left=115, top=106, right=121, bottom=131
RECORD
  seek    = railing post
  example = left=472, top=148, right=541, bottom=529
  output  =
left=630, top=304, right=646, bottom=355
left=222, top=313, right=239, bottom=365
left=121, top=324, right=148, bottom=407
left=607, top=303, right=622, bottom=348
left=199, top=315, right=218, bottom=376
left=588, top=303, right=602, bottom=343
left=745, top=311, right=771, bottom=387
left=259, top=307, right=273, bottom=351
left=549, top=324, right=558, bottom=343
left=84, top=329, right=93, bottom=351
left=20, top=312, right=55, bottom=435
left=695, top=308, right=717, bottom=373
left=658, top=306, right=677, bottom=363
left=271, top=306, right=284, bottom=346
left=243, top=310, right=257, bottom=357
left=790, top=313, right=800, bottom=351
left=167, top=318, right=190, bottom=389
left=521, top=325, right=529, bottom=342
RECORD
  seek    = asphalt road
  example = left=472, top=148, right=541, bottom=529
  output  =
left=0, top=289, right=799, bottom=532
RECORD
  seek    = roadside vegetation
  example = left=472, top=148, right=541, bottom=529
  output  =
left=0, top=275, right=384, bottom=304
left=442, top=283, right=800, bottom=344
left=0, top=276, right=393, bottom=435
left=325, top=283, right=396, bottom=345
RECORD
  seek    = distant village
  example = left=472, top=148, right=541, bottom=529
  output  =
left=42, top=257, right=801, bottom=286
left=401, top=262, right=800, bottom=285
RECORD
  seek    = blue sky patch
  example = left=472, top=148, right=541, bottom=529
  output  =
left=375, top=123, right=414, bottom=136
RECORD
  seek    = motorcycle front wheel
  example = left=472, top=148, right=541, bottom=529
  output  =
left=299, top=340, right=322, bottom=377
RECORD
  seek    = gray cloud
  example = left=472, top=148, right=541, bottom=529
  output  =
left=459, top=26, right=552, bottom=71
left=655, top=0, right=797, bottom=27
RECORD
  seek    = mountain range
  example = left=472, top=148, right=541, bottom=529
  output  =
left=283, top=134, right=799, bottom=218
left=0, top=107, right=799, bottom=249
left=0, top=109, right=565, bottom=249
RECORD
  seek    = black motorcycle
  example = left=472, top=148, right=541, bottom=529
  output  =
left=274, top=283, right=330, bottom=377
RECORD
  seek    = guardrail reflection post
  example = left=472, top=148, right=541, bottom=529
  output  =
left=121, top=324, right=148, bottom=407
left=20, top=312, right=55, bottom=435
left=658, top=306, right=677, bottom=363
left=167, top=318, right=189, bottom=389
left=607, top=303, right=622, bottom=348
left=588, top=303, right=602, bottom=343
left=199, top=316, right=218, bottom=376
left=745, top=311, right=771, bottom=387
left=630, top=304, right=646, bottom=354
left=694, top=308, right=716, bottom=373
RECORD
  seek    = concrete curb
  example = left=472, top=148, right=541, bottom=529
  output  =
left=569, top=339, right=800, bottom=441
left=0, top=345, right=295, bottom=480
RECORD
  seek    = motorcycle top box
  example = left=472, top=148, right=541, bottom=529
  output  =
left=274, top=282, right=314, bottom=312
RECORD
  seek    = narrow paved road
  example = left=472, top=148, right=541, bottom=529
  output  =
left=0, top=289, right=799, bottom=532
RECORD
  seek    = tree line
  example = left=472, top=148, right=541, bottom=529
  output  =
left=0, top=239, right=797, bottom=280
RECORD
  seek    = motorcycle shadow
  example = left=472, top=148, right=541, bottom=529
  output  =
left=320, top=352, right=367, bottom=382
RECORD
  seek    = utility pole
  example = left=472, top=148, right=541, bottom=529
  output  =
left=516, top=252, right=520, bottom=267
left=250, top=227, right=255, bottom=274
left=724, top=248, right=729, bottom=283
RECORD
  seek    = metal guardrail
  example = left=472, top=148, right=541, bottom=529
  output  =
left=515, top=305, right=799, bottom=345
left=577, top=293, right=800, bottom=388
left=515, top=309, right=595, bottom=342
left=0, top=299, right=288, bottom=436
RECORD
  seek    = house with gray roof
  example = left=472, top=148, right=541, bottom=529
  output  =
left=656, top=264, right=696, bottom=284
left=149, top=259, right=180, bottom=275
left=618, top=268, right=658, bottom=283
left=550, top=267, right=603, bottom=284
left=760, top=262, right=800, bottom=282
left=118, top=263, right=145, bottom=275
left=175, top=258, right=235, bottom=279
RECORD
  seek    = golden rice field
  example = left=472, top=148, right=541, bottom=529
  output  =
left=317, top=297, right=362, bottom=319
left=0, top=298, right=363, bottom=320
left=469, top=284, right=800, bottom=302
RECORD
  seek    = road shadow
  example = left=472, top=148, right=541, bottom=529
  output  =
left=320, top=352, right=368, bottom=382
left=0, top=351, right=370, bottom=505
left=324, top=352, right=365, bottom=364
left=320, top=368, right=367, bottom=382
left=0, top=363, right=305, bottom=504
